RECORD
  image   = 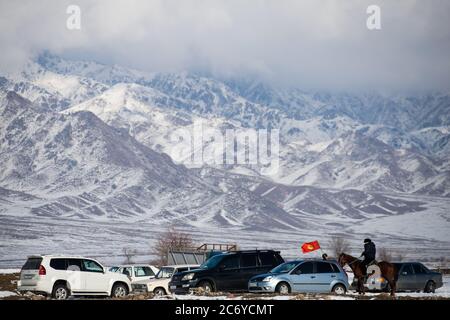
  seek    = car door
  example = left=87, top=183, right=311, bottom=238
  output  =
left=315, top=261, right=338, bottom=293
left=397, top=263, right=415, bottom=291
left=215, top=255, right=240, bottom=291
left=239, top=253, right=259, bottom=290
left=289, top=261, right=317, bottom=293
left=66, top=259, right=85, bottom=293
left=81, top=259, right=109, bottom=293
left=412, top=263, right=428, bottom=290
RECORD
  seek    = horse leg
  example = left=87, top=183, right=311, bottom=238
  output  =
left=358, top=278, right=364, bottom=295
left=388, top=279, right=396, bottom=297
left=360, top=277, right=366, bottom=295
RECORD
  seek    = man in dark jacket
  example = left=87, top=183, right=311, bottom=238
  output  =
left=361, top=238, right=376, bottom=267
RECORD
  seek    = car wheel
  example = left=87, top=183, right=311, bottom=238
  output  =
left=198, top=281, right=213, bottom=293
left=424, top=281, right=436, bottom=293
left=275, top=282, right=291, bottom=295
left=111, top=283, right=128, bottom=298
left=332, top=284, right=346, bottom=295
left=52, top=283, right=69, bottom=300
left=153, top=287, right=167, bottom=296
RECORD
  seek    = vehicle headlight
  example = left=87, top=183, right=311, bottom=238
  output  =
left=182, top=273, right=195, bottom=281
left=262, top=276, right=273, bottom=282
left=377, top=277, right=386, bottom=283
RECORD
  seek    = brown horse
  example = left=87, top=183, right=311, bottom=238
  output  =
left=338, top=253, right=397, bottom=296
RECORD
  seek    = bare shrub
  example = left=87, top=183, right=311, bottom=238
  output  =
left=378, top=248, right=405, bottom=262
left=123, top=247, right=137, bottom=264
left=328, top=236, right=350, bottom=258
left=378, top=247, right=393, bottom=261
left=151, top=226, right=195, bottom=266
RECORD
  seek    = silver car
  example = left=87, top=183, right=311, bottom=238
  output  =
left=365, top=262, right=443, bottom=293
left=249, top=259, right=349, bottom=295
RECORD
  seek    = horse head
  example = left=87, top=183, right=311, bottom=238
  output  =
left=338, top=253, right=347, bottom=267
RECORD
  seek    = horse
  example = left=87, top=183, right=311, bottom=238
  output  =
left=338, top=253, right=397, bottom=296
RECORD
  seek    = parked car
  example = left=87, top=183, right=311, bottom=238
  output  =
left=17, top=255, right=132, bottom=299
left=365, top=262, right=443, bottom=293
left=132, top=264, right=199, bottom=295
left=168, top=250, right=284, bottom=293
left=112, top=264, right=159, bottom=284
left=248, top=259, right=349, bottom=294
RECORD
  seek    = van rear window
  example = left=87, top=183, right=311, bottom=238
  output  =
left=22, top=257, right=43, bottom=270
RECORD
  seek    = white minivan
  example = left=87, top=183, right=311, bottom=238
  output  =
left=17, top=255, right=132, bottom=300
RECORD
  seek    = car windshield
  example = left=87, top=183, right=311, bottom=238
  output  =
left=270, top=261, right=299, bottom=274
left=200, top=255, right=225, bottom=269
left=156, top=267, right=175, bottom=279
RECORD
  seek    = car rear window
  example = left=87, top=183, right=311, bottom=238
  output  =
left=66, top=259, right=82, bottom=271
left=330, top=263, right=341, bottom=273
left=259, top=252, right=278, bottom=266
left=50, top=258, right=67, bottom=270
left=22, top=257, right=43, bottom=270
left=241, top=253, right=258, bottom=268
left=413, top=264, right=427, bottom=274
left=316, top=262, right=335, bottom=273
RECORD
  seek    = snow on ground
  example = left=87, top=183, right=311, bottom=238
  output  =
left=0, top=269, right=20, bottom=274
left=0, top=291, right=17, bottom=298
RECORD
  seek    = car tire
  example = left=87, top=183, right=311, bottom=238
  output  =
left=332, top=284, right=346, bottom=295
left=197, top=281, right=213, bottom=293
left=424, top=281, right=436, bottom=293
left=111, top=283, right=129, bottom=298
left=52, top=283, right=70, bottom=300
left=275, top=282, right=291, bottom=295
left=153, top=287, right=167, bottom=296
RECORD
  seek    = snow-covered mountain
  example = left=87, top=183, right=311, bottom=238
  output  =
left=0, top=53, right=449, bottom=266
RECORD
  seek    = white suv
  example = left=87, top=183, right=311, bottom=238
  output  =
left=17, top=255, right=132, bottom=300
left=112, top=264, right=159, bottom=284
left=132, top=264, right=199, bottom=296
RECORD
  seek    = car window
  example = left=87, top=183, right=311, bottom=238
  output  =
left=401, top=264, right=414, bottom=275
left=330, top=263, right=341, bottom=273
left=316, top=262, right=335, bottom=273
left=135, top=266, right=155, bottom=277
left=121, top=267, right=132, bottom=276
left=272, top=261, right=298, bottom=274
left=22, top=258, right=43, bottom=270
left=82, top=260, right=104, bottom=273
left=413, top=264, right=427, bottom=274
left=240, top=254, right=258, bottom=268
left=156, top=267, right=175, bottom=278
left=50, top=258, right=67, bottom=270
left=293, top=262, right=314, bottom=275
left=220, top=255, right=239, bottom=270
left=259, top=252, right=277, bottom=266
left=201, top=255, right=224, bottom=269
left=67, top=259, right=82, bottom=271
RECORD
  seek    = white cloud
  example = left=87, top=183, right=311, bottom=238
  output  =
left=1, top=0, right=449, bottom=91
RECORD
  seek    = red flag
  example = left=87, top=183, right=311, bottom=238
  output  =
left=301, top=240, right=321, bottom=253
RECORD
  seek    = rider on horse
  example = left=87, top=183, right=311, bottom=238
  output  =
left=361, top=238, right=376, bottom=268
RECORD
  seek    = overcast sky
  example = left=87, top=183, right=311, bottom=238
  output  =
left=1, top=0, right=449, bottom=91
